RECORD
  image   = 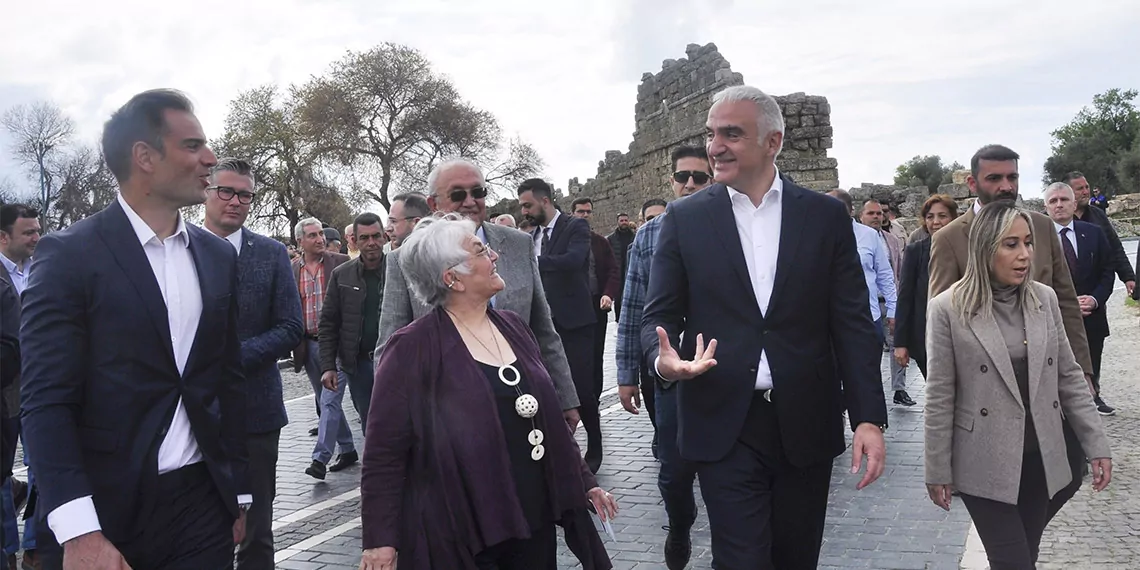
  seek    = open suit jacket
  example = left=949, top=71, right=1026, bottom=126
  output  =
left=893, top=237, right=931, bottom=358
left=641, top=181, right=888, bottom=466
left=375, top=221, right=580, bottom=411
left=924, top=282, right=1110, bottom=504
left=929, top=207, right=1092, bottom=375
left=534, top=214, right=596, bottom=331
left=19, top=199, right=248, bottom=545
left=1067, top=220, right=1114, bottom=340
left=233, top=228, right=304, bottom=434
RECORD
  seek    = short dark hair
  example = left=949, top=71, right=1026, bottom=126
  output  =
left=616, top=212, right=629, bottom=220
left=1062, top=171, right=1086, bottom=184
left=393, top=193, right=431, bottom=219
left=641, top=198, right=668, bottom=217
left=517, top=178, right=554, bottom=201
left=571, top=197, right=593, bottom=210
left=212, top=157, right=254, bottom=183
left=102, top=89, right=196, bottom=183
left=671, top=145, right=710, bottom=172
left=969, top=144, right=1020, bottom=179
left=861, top=198, right=883, bottom=212
left=826, top=189, right=853, bottom=213
left=0, top=203, right=39, bottom=235
left=352, top=212, right=383, bottom=235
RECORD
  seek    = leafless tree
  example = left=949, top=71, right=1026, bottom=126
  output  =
left=2, top=101, right=76, bottom=227
left=51, top=145, right=117, bottom=230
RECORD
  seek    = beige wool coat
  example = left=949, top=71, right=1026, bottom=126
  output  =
left=924, top=281, right=1111, bottom=505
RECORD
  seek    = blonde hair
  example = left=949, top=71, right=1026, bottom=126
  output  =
left=951, top=201, right=1039, bottom=321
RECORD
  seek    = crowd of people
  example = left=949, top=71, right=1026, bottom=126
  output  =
left=0, top=82, right=1134, bottom=570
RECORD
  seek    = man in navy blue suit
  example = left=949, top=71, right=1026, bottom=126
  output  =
left=19, top=89, right=249, bottom=569
left=202, top=157, right=303, bottom=568
left=518, top=179, right=602, bottom=472
left=642, top=85, right=888, bottom=569
left=1045, top=182, right=1116, bottom=416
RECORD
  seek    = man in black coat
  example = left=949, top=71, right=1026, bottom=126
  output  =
left=1066, top=171, right=1136, bottom=299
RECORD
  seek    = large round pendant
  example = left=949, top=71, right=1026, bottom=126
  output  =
left=531, top=444, right=545, bottom=461
left=514, top=394, right=539, bottom=418
left=498, top=364, right=521, bottom=387
left=527, top=429, right=544, bottom=446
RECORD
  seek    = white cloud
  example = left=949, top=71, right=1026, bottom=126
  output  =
left=0, top=0, right=1136, bottom=201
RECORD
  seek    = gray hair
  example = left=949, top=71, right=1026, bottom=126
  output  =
left=494, top=213, right=516, bottom=227
left=952, top=201, right=1039, bottom=322
left=426, top=158, right=484, bottom=198
left=1044, top=182, right=1075, bottom=202
left=210, top=157, right=256, bottom=190
left=711, top=85, right=786, bottom=154
left=398, top=213, right=477, bottom=307
left=294, top=216, right=323, bottom=240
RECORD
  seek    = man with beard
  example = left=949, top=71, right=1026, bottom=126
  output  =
left=607, top=213, right=636, bottom=321
left=374, top=158, right=581, bottom=429
left=570, top=197, right=620, bottom=402
left=202, top=158, right=303, bottom=568
left=616, top=145, right=712, bottom=569
left=929, top=144, right=1093, bottom=521
left=307, top=213, right=388, bottom=480
left=518, top=179, right=602, bottom=472
left=1065, top=171, right=1135, bottom=301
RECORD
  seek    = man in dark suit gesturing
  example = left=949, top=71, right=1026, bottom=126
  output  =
left=518, top=179, right=603, bottom=472
left=642, top=85, right=888, bottom=569
left=19, top=89, right=249, bottom=569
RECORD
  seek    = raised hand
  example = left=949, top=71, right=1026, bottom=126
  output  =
left=654, top=326, right=717, bottom=381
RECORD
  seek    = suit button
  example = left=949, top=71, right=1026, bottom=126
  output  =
left=980, top=408, right=989, bottom=416
left=1047, top=357, right=1053, bottom=365
left=1054, top=401, right=1060, bottom=409
left=980, top=365, right=988, bottom=373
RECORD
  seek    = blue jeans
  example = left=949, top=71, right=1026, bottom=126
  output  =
left=655, top=381, right=698, bottom=530
left=347, top=357, right=374, bottom=439
left=305, top=340, right=355, bottom=464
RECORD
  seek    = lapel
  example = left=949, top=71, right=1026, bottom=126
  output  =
left=970, top=312, right=1024, bottom=409
left=770, top=183, right=807, bottom=309
left=1076, top=225, right=1094, bottom=268
left=237, top=228, right=255, bottom=265
left=97, top=201, right=176, bottom=368
left=184, top=225, right=224, bottom=378
left=546, top=212, right=566, bottom=250
left=1024, top=296, right=1047, bottom=405
left=703, top=184, right=761, bottom=313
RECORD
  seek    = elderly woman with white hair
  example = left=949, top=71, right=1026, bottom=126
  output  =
left=359, top=214, right=617, bottom=570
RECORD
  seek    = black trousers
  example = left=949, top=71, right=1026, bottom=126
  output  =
left=638, top=364, right=657, bottom=431
left=235, top=430, right=280, bottom=570
left=557, top=324, right=600, bottom=459
left=591, top=302, right=610, bottom=399
left=473, top=523, right=557, bottom=569
left=1087, top=332, right=1106, bottom=395
left=37, top=463, right=234, bottom=570
left=697, top=392, right=831, bottom=569
left=960, top=451, right=1050, bottom=570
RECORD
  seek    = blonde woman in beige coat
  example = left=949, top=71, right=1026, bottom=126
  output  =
left=924, top=201, right=1112, bottom=569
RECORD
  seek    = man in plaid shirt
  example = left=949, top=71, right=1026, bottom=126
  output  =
left=615, top=145, right=711, bottom=570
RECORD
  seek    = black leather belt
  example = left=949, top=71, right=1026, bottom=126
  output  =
left=305, top=333, right=319, bottom=341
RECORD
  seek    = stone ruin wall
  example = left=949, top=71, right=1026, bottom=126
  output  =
left=567, top=43, right=839, bottom=231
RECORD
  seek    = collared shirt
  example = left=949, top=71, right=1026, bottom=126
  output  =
left=1055, top=220, right=1079, bottom=258
left=0, top=252, right=31, bottom=295
left=300, top=262, right=325, bottom=334
left=853, top=219, right=897, bottom=321
left=616, top=213, right=665, bottom=386
left=223, top=229, right=243, bottom=255
left=533, top=209, right=561, bottom=258
left=50, top=193, right=255, bottom=545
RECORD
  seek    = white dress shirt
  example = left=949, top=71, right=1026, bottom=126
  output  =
left=0, top=252, right=31, bottom=295
left=224, top=228, right=243, bottom=255
left=48, top=194, right=250, bottom=545
left=1055, top=220, right=1079, bottom=257
left=533, top=209, right=561, bottom=258
left=853, top=220, right=897, bottom=321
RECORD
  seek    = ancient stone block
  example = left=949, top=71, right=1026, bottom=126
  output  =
left=951, top=169, right=970, bottom=185
left=937, top=183, right=971, bottom=199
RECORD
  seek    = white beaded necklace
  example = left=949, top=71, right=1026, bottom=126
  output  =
left=448, top=310, right=545, bottom=461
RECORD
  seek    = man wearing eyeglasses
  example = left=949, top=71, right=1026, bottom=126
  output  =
left=615, top=145, right=711, bottom=569
left=374, top=158, right=582, bottom=433
left=385, top=193, right=430, bottom=251
left=203, top=158, right=304, bottom=569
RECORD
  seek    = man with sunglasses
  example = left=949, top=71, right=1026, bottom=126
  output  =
left=375, top=158, right=582, bottom=431
left=203, top=158, right=304, bottom=569
left=615, top=145, right=711, bottom=569
left=385, top=193, right=430, bottom=251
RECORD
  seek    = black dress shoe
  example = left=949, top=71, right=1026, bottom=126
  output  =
left=663, top=524, right=693, bottom=570
left=894, top=390, right=916, bottom=406
left=305, top=460, right=327, bottom=480
left=308, top=427, right=319, bottom=436
left=328, top=450, right=359, bottom=472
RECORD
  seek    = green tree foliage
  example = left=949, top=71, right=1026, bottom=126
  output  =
left=893, top=155, right=964, bottom=193
left=1044, top=88, right=1140, bottom=195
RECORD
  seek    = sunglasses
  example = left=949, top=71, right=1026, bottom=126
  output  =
left=208, top=185, right=256, bottom=205
left=673, top=171, right=711, bottom=185
left=449, top=186, right=488, bottom=203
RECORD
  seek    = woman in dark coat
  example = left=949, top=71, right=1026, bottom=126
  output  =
left=894, top=194, right=958, bottom=377
left=359, top=215, right=617, bottom=570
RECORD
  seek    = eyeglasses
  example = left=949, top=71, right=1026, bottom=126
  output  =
left=449, top=186, right=488, bottom=203
left=448, top=242, right=494, bottom=269
left=208, top=185, right=256, bottom=205
left=673, top=171, right=711, bottom=185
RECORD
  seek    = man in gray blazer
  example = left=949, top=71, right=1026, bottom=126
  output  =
left=375, top=159, right=581, bottom=427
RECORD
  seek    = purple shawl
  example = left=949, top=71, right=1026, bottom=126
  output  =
left=361, top=306, right=612, bottom=570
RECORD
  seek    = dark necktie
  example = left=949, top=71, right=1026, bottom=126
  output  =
left=1060, top=227, right=1078, bottom=277
left=540, top=227, right=550, bottom=256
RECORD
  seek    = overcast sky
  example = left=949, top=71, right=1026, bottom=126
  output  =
left=1, top=0, right=1137, bottom=203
